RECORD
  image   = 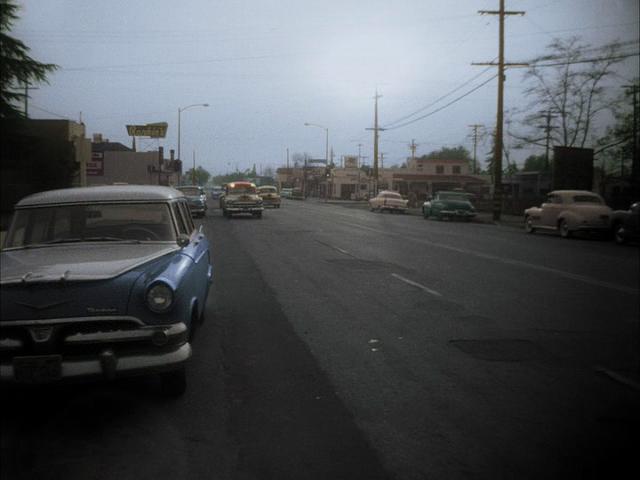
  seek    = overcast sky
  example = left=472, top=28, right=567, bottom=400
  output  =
left=13, top=0, right=639, bottom=175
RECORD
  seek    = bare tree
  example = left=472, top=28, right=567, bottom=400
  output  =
left=510, top=37, right=628, bottom=150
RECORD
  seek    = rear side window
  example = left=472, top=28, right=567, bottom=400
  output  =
left=573, top=195, right=602, bottom=204
left=171, top=202, right=188, bottom=235
left=177, top=201, right=194, bottom=232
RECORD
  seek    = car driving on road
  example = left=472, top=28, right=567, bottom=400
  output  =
left=258, top=185, right=281, bottom=208
left=0, top=185, right=213, bottom=395
left=222, top=181, right=264, bottom=218
left=175, top=185, right=207, bottom=218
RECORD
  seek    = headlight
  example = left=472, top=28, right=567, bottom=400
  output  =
left=146, top=282, right=174, bottom=313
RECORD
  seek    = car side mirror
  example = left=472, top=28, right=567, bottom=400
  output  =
left=177, top=233, right=190, bottom=248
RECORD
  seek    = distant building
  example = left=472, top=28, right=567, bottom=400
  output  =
left=276, top=156, right=490, bottom=201
left=88, top=134, right=182, bottom=186
left=1, top=118, right=91, bottom=214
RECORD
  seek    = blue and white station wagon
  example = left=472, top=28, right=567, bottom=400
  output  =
left=0, top=185, right=213, bottom=396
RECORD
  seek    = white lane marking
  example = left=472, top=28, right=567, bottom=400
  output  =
left=391, top=273, right=442, bottom=297
left=340, top=221, right=637, bottom=296
left=315, top=239, right=355, bottom=257
left=595, top=366, right=640, bottom=391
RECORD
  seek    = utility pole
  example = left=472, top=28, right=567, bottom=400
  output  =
left=286, top=147, right=290, bottom=169
left=473, top=1, right=526, bottom=221
left=192, top=150, right=196, bottom=185
left=158, top=146, right=164, bottom=185
left=23, top=82, right=39, bottom=118
left=536, top=111, right=558, bottom=172
left=366, top=91, right=385, bottom=196
left=409, top=139, right=418, bottom=165
left=357, top=143, right=363, bottom=167
left=468, top=125, right=483, bottom=174
left=622, top=85, right=639, bottom=185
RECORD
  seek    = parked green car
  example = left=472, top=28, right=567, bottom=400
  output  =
left=422, top=191, right=476, bottom=221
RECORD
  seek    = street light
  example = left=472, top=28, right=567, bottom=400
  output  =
left=178, top=103, right=209, bottom=182
left=304, top=122, right=329, bottom=199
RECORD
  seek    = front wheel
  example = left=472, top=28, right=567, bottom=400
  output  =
left=613, top=223, right=626, bottom=244
left=524, top=216, right=535, bottom=234
left=160, top=367, right=186, bottom=397
left=559, top=220, right=571, bottom=238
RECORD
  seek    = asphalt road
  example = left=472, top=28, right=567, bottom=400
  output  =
left=1, top=198, right=638, bottom=479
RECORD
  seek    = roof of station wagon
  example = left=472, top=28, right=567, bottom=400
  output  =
left=16, top=185, right=185, bottom=207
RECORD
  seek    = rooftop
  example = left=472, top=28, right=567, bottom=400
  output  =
left=16, top=185, right=185, bottom=207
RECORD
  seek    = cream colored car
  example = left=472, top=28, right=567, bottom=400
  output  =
left=369, top=190, right=408, bottom=213
left=258, top=185, right=281, bottom=208
left=524, top=190, right=612, bottom=238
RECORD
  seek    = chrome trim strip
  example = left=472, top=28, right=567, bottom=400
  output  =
left=64, top=323, right=187, bottom=345
left=0, top=316, right=145, bottom=327
left=0, top=338, right=23, bottom=349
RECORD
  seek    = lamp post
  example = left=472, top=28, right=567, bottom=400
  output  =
left=178, top=103, right=209, bottom=182
left=304, top=122, right=329, bottom=199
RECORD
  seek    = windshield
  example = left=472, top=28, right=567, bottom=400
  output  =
left=438, top=193, right=470, bottom=201
left=228, top=186, right=257, bottom=195
left=177, top=187, right=202, bottom=196
left=5, top=203, right=176, bottom=247
left=259, top=187, right=277, bottom=193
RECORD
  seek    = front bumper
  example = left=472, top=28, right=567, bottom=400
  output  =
left=226, top=204, right=264, bottom=213
left=0, top=319, right=191, bottom=383
left=439, top=209, right=476, bottom=218
left=188, top=203, right=206, bottom=211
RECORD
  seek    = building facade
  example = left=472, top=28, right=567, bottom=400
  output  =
left=88, top=136, right=182, bottom=186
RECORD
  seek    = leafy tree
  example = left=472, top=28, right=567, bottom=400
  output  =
left=0, top=0, right=57, bottom=118
left=420, top=146, right=471, bottom=161
left=522, top=154, right=548, bottom=172
left=510, top=37, right=627, bottom=150
left=184, top=165, right=211, bottom=185
left=595, top=79, right=639, bottom=178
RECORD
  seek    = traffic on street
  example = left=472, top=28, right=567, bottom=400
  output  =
left=2, top=196, right=637, bottom=479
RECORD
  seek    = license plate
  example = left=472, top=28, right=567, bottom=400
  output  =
left=13, top=355, right=62, bottom=383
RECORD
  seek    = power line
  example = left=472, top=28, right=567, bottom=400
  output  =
left=383, top=63, right=496, bottom=128
left=521, top=52, right=640, bottom=68
left=30, top=104, right=73, bottom=120
left=384, top=74, right=498, bottom=131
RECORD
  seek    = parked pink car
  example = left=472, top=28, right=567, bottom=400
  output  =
left=369, top=190, right=408, bottom=213
left=524, top=190, right=612, bottom=238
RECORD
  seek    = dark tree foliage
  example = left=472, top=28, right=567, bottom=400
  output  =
left=419, top=146, right=471, bottom=161
left=184, top=166, right=211, bottom=186
left=0, top=0, right=57, bottom=118
left=595, top=79, right=639, bottom=176
left=523, top=154, right=548, bottom=172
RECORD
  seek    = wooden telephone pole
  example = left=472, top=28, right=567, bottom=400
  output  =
left=473, top=0, right=526, bottom=221
left=366, top=92, right=385, bottom=196
left=468, top=125, right=484, bottom=174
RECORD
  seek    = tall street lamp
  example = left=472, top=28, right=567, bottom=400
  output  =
left=304, top=122, right=329, bottom=198
left=178, top=103, right=209, bottom=179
